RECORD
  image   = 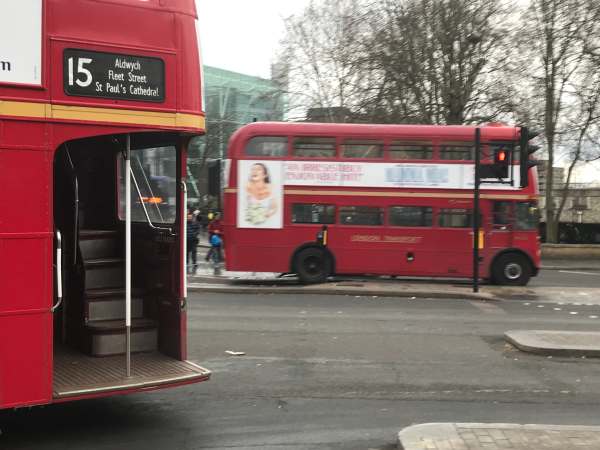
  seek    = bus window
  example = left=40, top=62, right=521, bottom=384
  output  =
left=440, top=143, right=474, bottom=160
left=438, top=208, right=472, bottom=228
left=389, top=141, right=433, bottom=160
left=515, top=201, right=539, bottom=230
left=389, top=206, right=433, bottom=227
left=292, top=203, right=336, bottom=224
left=245, top=136, right=288, bottom=157
left=493, top=201, right=513, bottom=229
left=340, top=206, right=383, bottom=226
left=118, top=146, right=177, bottom=224
left=342, top=139, right=384, bottom=158
left=293, top=137, right=336, bottom=158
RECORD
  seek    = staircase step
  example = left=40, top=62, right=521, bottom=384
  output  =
left=86, top=296, right=144, bottom=322
left=86, top=318, right=157, bottom=356
left=84, top=258, right=124, bottom=289
left=80, top=234, right=118, bottom=260
left=85, top=288, right=143, bottom=299
left=80, top=229, right=119, bottom=238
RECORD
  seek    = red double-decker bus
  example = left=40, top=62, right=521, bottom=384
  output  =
left=0, top=0, right=210, bottom=410
left=223, top=122, right=540, bottom=286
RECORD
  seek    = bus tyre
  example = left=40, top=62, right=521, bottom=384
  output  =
left=492, top=253, right=531, bottom=286
left=294, top=247, right=331, bottom=284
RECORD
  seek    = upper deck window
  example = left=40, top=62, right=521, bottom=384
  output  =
left=293, top=137, right=336, bottom=158
left=389, top=141, right=433, bottom=160
left=342, top=140, right=384, bottom=158
left=245, top=136, right=288, bottom=157
left=440, top=143, right=474, bottom=161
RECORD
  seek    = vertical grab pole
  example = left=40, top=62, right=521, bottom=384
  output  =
left=473, top=128, right=481, bottom=293
left=125, top=134, right=132, bottom=377
left=182, top=180, right=188, bottom=300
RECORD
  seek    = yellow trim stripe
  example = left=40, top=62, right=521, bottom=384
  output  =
left=0, top=100, right=205, bottom=131
left=225, top=187, right=536, bottom=201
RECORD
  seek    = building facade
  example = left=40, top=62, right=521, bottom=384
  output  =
left=187, top=66, right=285, bottom=207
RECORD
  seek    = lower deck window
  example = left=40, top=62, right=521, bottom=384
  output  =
left=292, top=204, right=336, bottom=224
left=438, top=208, right=472, bottom=228
left=515, top=201, right=539, bottom=230
left=340, top=206, right=383, bottom=226
left=389, top=206, right=433, bottom=227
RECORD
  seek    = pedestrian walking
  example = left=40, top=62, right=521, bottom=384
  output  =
left=209, top=230, right=223, bottom=275
left=186, top=211, right=200, bottom=274
left=205, top=212, right=224, bottom=262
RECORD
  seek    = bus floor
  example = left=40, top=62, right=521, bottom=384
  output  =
left=52, top=345, right=210, bottom=400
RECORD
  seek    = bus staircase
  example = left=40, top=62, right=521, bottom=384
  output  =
left=78, top=229, right=157, bottom=356
left=54, top=228, right=210, bottom=399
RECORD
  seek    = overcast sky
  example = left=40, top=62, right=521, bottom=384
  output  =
left=195, top=0, right=311, bottom=79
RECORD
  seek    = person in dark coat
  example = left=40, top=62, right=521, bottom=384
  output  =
left=187, top=211, right=200, bottom=274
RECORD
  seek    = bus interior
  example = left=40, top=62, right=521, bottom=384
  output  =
left=52, top=132, right=207, bottom=400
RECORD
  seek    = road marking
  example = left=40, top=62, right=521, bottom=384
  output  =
left=469, top=301, right=506, bottom=315
left=570, top=311, right=579, bottom=315
left=559, top=270, right=600, bottom=276
left=553, top=307, right=562, bottom=311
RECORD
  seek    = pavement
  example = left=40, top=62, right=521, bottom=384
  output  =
left=397, top=423, right=600, bottom=450
left=505, top=330, right=600, bottom=357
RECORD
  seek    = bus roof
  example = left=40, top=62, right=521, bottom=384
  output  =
left=228, top=122, right=521, bottom=154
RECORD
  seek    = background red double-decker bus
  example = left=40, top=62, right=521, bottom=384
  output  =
left=0, top=0, right=209, bottom=410
left=223, top=122, right=540, bottom=286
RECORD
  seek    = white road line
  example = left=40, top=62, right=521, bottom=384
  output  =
left=559, top=270, right=600, bottom=276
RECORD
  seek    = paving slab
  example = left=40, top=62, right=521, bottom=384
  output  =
left=398, top=423, right=600, bottom=450
left=505, top=330, right=600, bottom=357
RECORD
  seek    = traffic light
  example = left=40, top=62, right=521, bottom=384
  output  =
left=493, top=146, right=510, bottom=178
left=480, top=144, right=512, bottom=179
left=519, top=127, right=541, bottom=188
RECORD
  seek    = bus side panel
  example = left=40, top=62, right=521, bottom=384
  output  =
left=0, top=148, right=53, bottom=409
left=0, top=313, right=52, bottom=408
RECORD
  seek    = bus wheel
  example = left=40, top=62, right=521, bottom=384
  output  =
left=492, top=253, right=531, bottom=286
left=294, top=247, right=331, bottom=284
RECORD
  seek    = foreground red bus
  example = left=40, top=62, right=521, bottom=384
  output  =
left=223, top=122, right=540, bottom=286
left=0, top=0, right=210, bottom=410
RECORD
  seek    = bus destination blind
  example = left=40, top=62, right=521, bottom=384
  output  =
left=63, top=49, right=165, bottom=102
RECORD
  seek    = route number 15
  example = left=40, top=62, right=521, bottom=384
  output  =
left=67, top=57, right=93, bottom=87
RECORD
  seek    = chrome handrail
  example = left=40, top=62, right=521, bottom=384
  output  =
left=52, top=230, right=63, bottom=313
left=182, top=180, right=187, bottom=300
left=133, top=156, right=165, bottom=223
left=129, top=166, right=174, bottom=235
left=65, top=147, right=79, bottom=266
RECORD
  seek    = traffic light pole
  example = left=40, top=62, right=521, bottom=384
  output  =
left=473, top=128, right=481, bottom=293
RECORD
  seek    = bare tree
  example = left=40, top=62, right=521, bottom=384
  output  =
left=520, top=0, right=600, bottom=242
left=365, top=0, right=509, bottom=125
left=277, top=0, right=371, bottom=121
left=554, top=60, right=600, bottom=227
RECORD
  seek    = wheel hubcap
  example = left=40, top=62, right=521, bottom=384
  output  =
left=304, top=256, right=322, bottom=275
left=504, top=262, right=522, bottom=280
